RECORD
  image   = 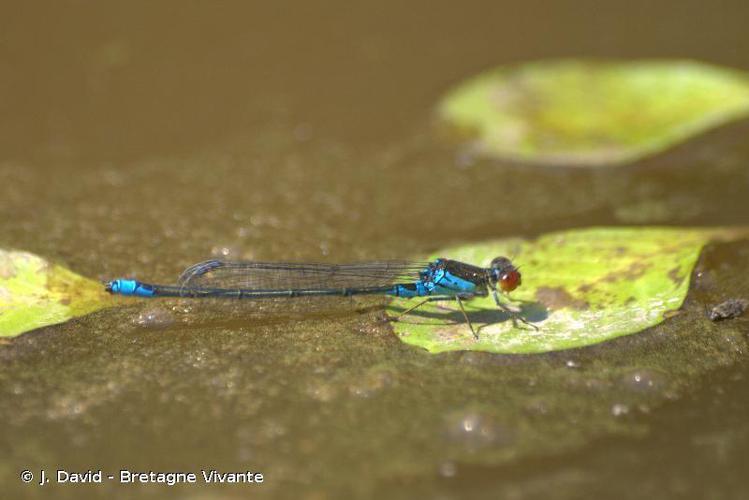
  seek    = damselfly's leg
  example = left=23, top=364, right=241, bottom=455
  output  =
left=390, top=298, right=432, bottom=321
left=455, top=295, right=478, bottom=340
left=493, top=290, right=539, bottom=331
left=390, top=295, right=480, bottom=339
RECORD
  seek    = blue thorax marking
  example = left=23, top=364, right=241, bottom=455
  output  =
left=433, top=270, right=478, bottom=295
left=387, top=259, right=478, bottom=298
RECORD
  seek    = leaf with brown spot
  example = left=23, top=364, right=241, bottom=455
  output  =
left=388, top=227, right=749, bottom=354
left=0, top=250, right=115, bottom=338
left=535, top=287, right=589, bottom=311
left=438, top=60, right=749, bottom=166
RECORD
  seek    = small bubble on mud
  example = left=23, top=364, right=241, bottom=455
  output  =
left=306, top=381, right=337, bottom=402
left=524, top=399, right=550, bottom=416
left=611, top=403, right=630, bottom=417
left=211, top=245, right=240, bottom=258
left=620, top=369, right=666, bottom=393
left=439, top=461, right=457, bottom=478
left=171, top=303, right=193, bottom=314
left=347, top=370, right=395, bottom=398
left=444, top=412, right=513, bottom=451
left=133, top=308, right=175, bottom=329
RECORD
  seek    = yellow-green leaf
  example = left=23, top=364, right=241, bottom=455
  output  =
left=0, top=250, right=113, bottom=338
left=438, top=60, right=749, bottom=166
left=388, top=227, right=748, bottom=354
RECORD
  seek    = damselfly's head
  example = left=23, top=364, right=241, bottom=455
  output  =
left=489, top=256, right=521, bottom=293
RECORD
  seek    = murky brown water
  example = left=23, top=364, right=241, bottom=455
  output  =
left=2, top=2, right=749, bottom=499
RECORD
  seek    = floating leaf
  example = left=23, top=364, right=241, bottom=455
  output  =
left=0, top=250, right=113, bottom=338
left=438, top=60, right=749, bottom=166
left=387, top=227, right=747, bottom=354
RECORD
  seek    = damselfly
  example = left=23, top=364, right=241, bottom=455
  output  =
left=105, top=257, right=535, bottom=339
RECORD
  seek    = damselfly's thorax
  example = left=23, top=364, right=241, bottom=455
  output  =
left=421, top=257, right=521, bottom=295
left=442, top=259, right=487, bottom=284
left=425, top=256, right=521, bottom=293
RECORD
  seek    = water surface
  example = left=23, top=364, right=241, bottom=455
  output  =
left=2, top=2, right=749, bottom=498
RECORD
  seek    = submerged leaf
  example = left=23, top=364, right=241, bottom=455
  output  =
left=0, top=250, right=112, bottom=338
left=387, top=227, right=747, bottom=354
left=439, top=60, right=749, bottom=166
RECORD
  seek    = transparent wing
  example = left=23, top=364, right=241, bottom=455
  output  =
left=177, top=259, right=429, bottom=291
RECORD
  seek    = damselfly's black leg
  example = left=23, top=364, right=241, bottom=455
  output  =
left=455, top=295, right=478, bottom=340
left=390, top=295, right=480, bottom=339
left=493, top=290, right=539, bottom=331
left=391, top=298, right=432, bottom=321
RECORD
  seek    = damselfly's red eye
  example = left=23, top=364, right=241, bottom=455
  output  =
left=499, top=269, right=521, bottom=292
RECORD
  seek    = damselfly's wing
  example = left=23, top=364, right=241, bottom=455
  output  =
left=177, top=260, right=429, bottom=292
